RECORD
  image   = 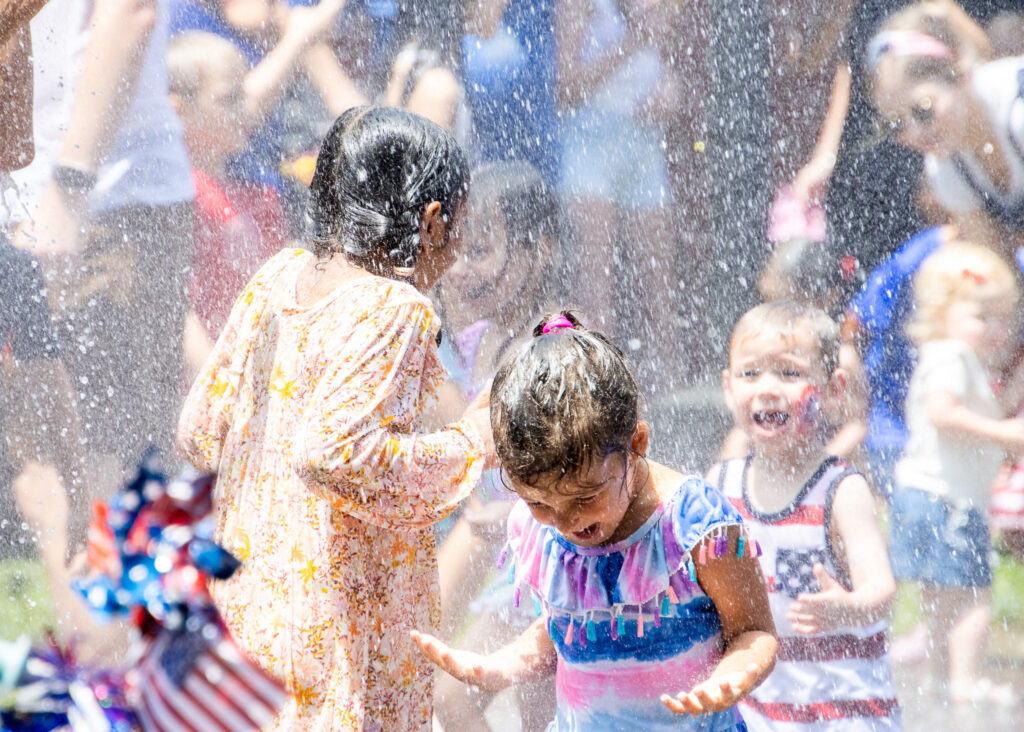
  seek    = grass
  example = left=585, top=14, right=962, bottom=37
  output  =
left=0, top=559, right=54, bottom=642
left=892, top=551, right=1024, bottom=659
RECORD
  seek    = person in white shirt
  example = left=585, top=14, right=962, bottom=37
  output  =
left=891, top=242, right=1024, bottom=705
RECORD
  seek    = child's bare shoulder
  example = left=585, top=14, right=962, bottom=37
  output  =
left=829, top=471, right=880, bottom=527
left=650, top=460, right=697, bottom=503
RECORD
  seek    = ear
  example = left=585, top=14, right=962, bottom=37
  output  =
left=721, top=368, right=736, bottom=414
left=825, top=367, right=848, bottom=406
left=419, top=201, right=445, bottom=251
left=631, top=421, right=650, bottom=458
left=168, top=92, right=183, bottom=116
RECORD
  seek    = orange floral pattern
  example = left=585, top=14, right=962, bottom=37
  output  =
left=177, top=249, right=483, bottom=731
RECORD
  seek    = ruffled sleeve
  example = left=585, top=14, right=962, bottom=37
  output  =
left=666, top=477, right=745, bottom=559
left=505, top=478, right=746, bottom=620
left=292, top=296, right=484, bottom=530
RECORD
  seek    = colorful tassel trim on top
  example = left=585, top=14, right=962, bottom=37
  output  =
left=503, top=522, right=761, bottom=645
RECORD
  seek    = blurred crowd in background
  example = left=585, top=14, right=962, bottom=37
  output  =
left=3, top=0, right=1024, bottom=726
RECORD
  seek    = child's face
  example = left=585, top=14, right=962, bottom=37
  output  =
left=874, top=75, right=965, bottom=156
left=181, top=65, right=249, bottom=162
left=723, top=329, right=834, bottom=455
left=943, top=289, right=1016, bottom=366
left=511, top=449, right=642, bottom=548
left=443, top=203, right=540, bottom=322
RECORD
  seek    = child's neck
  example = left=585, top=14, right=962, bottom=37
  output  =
left=746, top=440, right=829, bottom=514
left=606, top=458, right=677, bottom=544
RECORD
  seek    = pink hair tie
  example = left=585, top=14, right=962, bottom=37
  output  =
left=867, top=30, right=954, bottom=69
left=541, top=316, right=574, bottom=334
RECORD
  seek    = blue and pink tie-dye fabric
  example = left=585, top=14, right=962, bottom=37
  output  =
left=507, top=478, right=747, bottom=731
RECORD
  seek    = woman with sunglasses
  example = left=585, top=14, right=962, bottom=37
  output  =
left=869, top=0, right=1024, bottom=250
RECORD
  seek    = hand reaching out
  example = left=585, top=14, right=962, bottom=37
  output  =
left=786, top=563, right=851, bottom=634
left=410, top=630, right=512, bottom=693
left=280, top=0, right=346, bottom=44
left=661, top=663, right=760, bottom=716
left=462, top=382, right=499, bottom=469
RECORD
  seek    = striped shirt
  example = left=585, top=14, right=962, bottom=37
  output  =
left=716, top=456, right=901, bottom=732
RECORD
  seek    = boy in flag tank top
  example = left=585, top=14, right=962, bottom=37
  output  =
left=710, top=300, right=900, bottom=730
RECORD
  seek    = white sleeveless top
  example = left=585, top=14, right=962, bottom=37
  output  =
left=716, top=456, right=901, bottom=731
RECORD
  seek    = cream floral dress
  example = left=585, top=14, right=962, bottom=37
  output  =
left=177, top=248, right=484, bottom=731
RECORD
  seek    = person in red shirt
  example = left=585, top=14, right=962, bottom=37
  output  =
left=168, top=31, right=288, bottom=358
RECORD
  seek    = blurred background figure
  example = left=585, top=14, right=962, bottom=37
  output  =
left=166, top=31, right=289, bottom=376
left=461, top=0, right=559, bottom=183
left=384, top=38, right=472, bottom=146
left=1, top=0, right=170, bottom=663
left=431, top=161, right=563, bottom=731
left=790, top=0, right=1018, bottom=281
left=8, top=0, right=194, bottom=486
left=169, top=0, right=367, bottom=230
left=870, top=0, right=1024, bottom=251
left=889, top=243, right=1022, bottom=706
left=557, top=0, right=682, bottom=393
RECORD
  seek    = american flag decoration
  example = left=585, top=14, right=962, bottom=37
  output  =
left=67, top=449, right=289, bottom=732
left=131, top=624, right=288, bottom=732
left=775, top=548, right=828, bottom=599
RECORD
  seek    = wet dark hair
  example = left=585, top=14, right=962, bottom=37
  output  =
left=490, top=311, right=640, bottom=490
left=307, top=106, right=469, bottom=272
left=468, top=161, right=560, bottom=253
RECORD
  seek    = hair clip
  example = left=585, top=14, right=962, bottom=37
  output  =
left=840, top=255, right=858, bottom=281
left=392, top=265, right=416, bottom=278
left=541, top=315, right=574, bottom=334
left=961, top=268, right=987, bottom=284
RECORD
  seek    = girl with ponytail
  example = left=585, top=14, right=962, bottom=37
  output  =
left=178, top=106, right=496, bottom=731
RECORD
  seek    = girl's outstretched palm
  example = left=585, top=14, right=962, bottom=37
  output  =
left=661, top=663, right=761, bottom=716
left=410, top=630, right=512, bottom=692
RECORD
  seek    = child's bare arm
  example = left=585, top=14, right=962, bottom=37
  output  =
left=791, top=62, right=850, bottom=205
left=787, top=474, right=894, bottom=634
left=925, top=390, right=1024, bottom=455
left=302, top=42, right=368, bottom=117
left=663, top=527, right=777, bottom=716
left=411, top=617, right=557, bottom=692
left=998, top=353, right=1024, bottom=415
left=243, top=0, right=345, bottom=125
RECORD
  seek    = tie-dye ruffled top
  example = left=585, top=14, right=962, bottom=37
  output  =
left=506, top=477, right=748, bottom=732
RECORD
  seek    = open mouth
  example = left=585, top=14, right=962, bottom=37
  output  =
left=571, top=523, right=601, bottom=542
left=753, top=410, right=789, bottom=431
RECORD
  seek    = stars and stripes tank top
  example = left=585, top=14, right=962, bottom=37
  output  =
left=717, top=456, right=901, bottom=731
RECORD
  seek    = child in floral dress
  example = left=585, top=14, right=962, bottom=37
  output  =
left=177, top=107, right=493, bottom=731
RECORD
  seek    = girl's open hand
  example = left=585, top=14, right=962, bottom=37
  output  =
left=661, top=663, right=760, bottom=716
left=786, top=563, right=851, bottom=634
left=410, top=630, right=511, bottom=692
